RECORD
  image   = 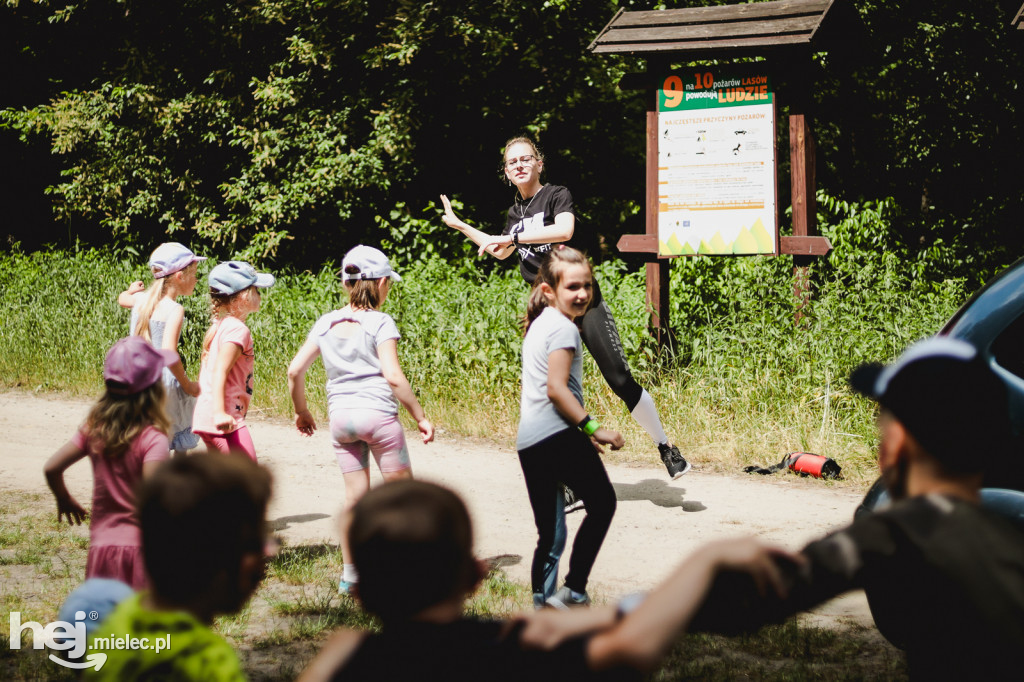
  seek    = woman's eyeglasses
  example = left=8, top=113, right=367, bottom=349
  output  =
left=505, top=154, right=537, bottom=169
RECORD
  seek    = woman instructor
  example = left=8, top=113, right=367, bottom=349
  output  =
left=440, top=136, right=689, bottom=480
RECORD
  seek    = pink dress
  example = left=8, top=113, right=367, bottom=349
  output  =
left=74, top=425, right=170, bottom=589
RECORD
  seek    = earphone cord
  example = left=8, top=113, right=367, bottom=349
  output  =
left=516, top=185, right=545, bottom=220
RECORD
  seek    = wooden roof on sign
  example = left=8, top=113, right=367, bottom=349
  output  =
left=588, top=0, right=841, bottom=56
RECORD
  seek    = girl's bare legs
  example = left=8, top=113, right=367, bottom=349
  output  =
left=338, top=466, right=413, bottom=591
left=339, top=469, right=372, bottom=590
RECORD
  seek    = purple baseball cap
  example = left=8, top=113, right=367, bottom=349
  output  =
left=103, top=336, right=179, bottom=395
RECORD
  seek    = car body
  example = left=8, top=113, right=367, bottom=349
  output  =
left=857, top=256, right=1024, bottom=516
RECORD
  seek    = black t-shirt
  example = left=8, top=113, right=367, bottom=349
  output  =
left=503, top=184, right=575, bottom=284
left=692, top=494, right=1024, bottom=680
left=330, top=618, right=639, bottom=682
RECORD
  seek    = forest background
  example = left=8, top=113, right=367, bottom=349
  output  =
left=3, top=0, right=1024, bottom=479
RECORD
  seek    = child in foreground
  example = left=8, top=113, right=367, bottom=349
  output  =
left=84, top=453, right=273, bottom=681
left=44, top=335, right=176, bottom=588
left=297, top=479, right=795, bottom=681
left=287, top=245, right=432, bottom=594
left=192, top=261, right=275, bottom=461
left=118, top=242, right=206, bottom=456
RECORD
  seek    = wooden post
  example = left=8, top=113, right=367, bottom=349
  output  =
left=646, top=66, right=670, bottom=346
left=789, top=110, right=817, bottom=323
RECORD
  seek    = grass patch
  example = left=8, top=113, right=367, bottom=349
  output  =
left=654, top=622, right=907, bottom=680
left=0, top=488, right=905, bottom=680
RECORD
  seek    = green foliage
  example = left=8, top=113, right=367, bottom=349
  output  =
left=0, top=186, right=969, bottom=479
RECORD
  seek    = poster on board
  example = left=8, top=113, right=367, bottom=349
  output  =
left=657, top=68, right=777, bottom=256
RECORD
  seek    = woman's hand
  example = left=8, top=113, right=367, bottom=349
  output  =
left=418, top=418, right=434, bottom=444
left=295, top=409, right=317, bottom=436
left=590, top=427, right=624, bottom=454
left=440, top=194, right=464, bottom=231
left=477, top=234, right=514, bottom=257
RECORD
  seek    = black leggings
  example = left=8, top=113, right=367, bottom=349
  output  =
left=518, top=428, right=617, bottom=594
left=579, top=278, right=644, bottom=411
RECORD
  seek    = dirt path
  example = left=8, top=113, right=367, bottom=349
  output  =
left=0, top=390, right=874, bottom=628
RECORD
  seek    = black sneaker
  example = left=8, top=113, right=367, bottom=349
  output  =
left=659, top=443, right=691, bottom=479
left=562, top=483, right=585, bottom=514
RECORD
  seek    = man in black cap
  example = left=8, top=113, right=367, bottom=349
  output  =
left=690, top=336, right=1024, bottom=678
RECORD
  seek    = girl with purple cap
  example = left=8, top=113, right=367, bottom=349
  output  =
left=287, top=245, right=433, bottom=594
left=192, top=260, right=275, bottom=462
left=118, top=242, right=207, bottom=457
left=43, top=336, right=179, bottom=589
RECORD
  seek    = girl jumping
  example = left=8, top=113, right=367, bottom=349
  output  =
left=118, top=242, right=206, bottom=457
left=44, top=335, right=177, bottom=588
left=440, top=136, right=689, bottom=480
left=287, top=245, right=433, bottom=594
left=518, top=245, right=623, bottom=609
left=192, top=261, right=275, bottom=461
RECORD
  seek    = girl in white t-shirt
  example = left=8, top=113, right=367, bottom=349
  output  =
left=518, top=245, right=623, bottom=609
left=288, top=245, right=433, bottom=594
left=118, top=242, right=206, bottom=457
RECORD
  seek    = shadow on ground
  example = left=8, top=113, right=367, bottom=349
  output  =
left=612, top=478, right=706, bottom=511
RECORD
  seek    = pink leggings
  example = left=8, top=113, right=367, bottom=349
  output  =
left=198, top=426, right=257, bottom=462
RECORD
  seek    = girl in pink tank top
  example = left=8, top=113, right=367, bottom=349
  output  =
left=192, top=261, right=275, bottom=462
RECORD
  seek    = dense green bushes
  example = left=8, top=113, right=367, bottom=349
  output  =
left=0, top=195, right=967, bottom=481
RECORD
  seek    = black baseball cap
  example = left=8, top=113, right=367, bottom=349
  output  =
left=849, top=337, right=1013, bottom=472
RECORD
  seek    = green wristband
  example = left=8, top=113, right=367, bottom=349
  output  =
left=583, top=419, right=601, bottom=436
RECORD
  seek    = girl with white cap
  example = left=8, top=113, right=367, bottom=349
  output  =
left=118, top=242, right=207, bottom=457
left=192, top=261, right=275, bottom=462
left=287, top=245, right=433, bottom=594
left=44, top=335, right=178, bottom=588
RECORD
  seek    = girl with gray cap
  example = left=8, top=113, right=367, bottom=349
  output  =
left=287, top=245, right=433, bottom=594
left=191, top=260, right=275, bottom=462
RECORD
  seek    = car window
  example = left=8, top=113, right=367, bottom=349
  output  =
left=990, top=313, right=1024, bottom=380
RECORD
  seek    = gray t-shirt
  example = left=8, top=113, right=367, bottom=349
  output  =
left=517, top=307, right=584, bottom=450
left=308, top=308, right=401, bottom=415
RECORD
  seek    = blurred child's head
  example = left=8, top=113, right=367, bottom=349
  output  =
left=524, top=245, right=593, bottom=331
left=349, top=480, right=481, bottom=623
left=340, top=245, right=401, bottom=310
left=139, top=454, right=273, bottom=621
left=87, top=336, right=176, bottom=456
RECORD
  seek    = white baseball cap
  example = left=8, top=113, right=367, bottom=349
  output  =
left=341, top=245, right=401, bottom=281
left=149, top=242, right=206, bottom=278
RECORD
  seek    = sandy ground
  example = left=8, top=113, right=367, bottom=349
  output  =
left=0, top=390, right=874, bottom=629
